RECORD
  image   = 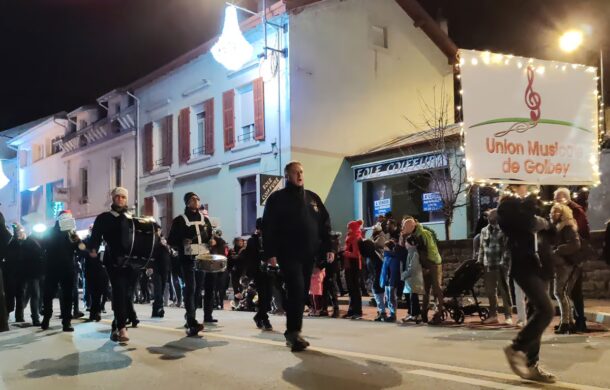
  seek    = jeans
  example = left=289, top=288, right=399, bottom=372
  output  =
left=384, top=286, right=397, bottom=315
left=345, top=266, right=362, bottom=315
left=278, top=257, right=313, bottom=333
left=512, top=269, right=554, bottom=366
left=484, top=267, right=512, bottom=318
left=553, top=262, right=577, bottom=326
left=43, top=270, right=74, bottom=325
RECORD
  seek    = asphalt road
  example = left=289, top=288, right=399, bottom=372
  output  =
left=1, top=303, right=609, bottom=390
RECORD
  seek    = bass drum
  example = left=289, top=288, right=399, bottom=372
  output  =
left=195, top=254, right=228, bottom=273
left=126, top=218, right=157, bottom=269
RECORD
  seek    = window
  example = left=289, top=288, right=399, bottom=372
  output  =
left=192, top=110, right=206, bottom=157
left=154, top=122, right=164, bottom=167
left=240, top=176, right=257, bottom=235
left=237, top=84, right=255, bottom=144
left=50, top=137, right=62, bottom=155
left=80, top=168, right=88, bottom=199
left=114, top=103, right=121, bottom=114
left=113, top=157, right=122, bottom=187
left=68, top=118, right=77, bottom=133
left=371, top=25, right=388, bottom=49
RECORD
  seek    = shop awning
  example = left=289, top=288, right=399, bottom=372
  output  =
left=347, top=124, right=460, bottom=161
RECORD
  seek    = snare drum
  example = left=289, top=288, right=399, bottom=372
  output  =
left=195, top=254, right=228, bottom=273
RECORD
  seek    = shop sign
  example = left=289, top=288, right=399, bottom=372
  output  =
left=354, top=153, right=447, bottom=181
left=422, top=192, right=443, bottom=212
left=259, top=174, right=283, bottom=205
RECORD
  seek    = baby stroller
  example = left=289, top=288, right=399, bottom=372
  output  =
left=442, top=259, right=489, bottom=324
left=231, top=276, right=258, bottom=311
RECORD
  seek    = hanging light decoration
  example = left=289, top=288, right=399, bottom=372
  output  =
left=0, top=161, right=10, bottom=190
left=211, top=5, right=254, bottom=71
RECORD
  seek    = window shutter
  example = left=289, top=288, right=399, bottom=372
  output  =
left=143, top=122, right=153, bottom=173
left=164, top=115, right=173, bottom=166
left=253, top=77, right=265, bottom=141
left=178, top=108, right=190, bottom=164
left=223, top=89, right=235, bottom=151
left=143, top=196, right=154, bottom=216
left=204, top=98, right=214, bottom=155
left=164, top=194, right=173, bottom=236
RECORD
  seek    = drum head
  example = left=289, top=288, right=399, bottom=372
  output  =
left=196, top=254, right=228, bottom=262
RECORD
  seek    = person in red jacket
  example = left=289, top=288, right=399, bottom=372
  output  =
left=553, top=187, right=590, bottom=332
left=343, top=220, right=363, bottom=319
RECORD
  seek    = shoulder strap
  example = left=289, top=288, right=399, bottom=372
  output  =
left=181, top=214, right=203, bottom=244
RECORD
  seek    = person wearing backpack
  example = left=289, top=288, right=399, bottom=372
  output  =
left=549, top=203, right=581, bottom=334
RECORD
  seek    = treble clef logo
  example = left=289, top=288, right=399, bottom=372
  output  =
left=525, top=66, right=541, bottom=122
left=493, top=65, right=541, bottom=137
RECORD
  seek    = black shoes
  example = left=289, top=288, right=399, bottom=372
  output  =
left=204, top=317, right=218, bottom=323
left=41, top=317, right=50, bottom=330
left=383, top=315, right=397, bottom=323
left=254, top=317, right=272, bottom=331
left=186, top=323, right=204, bottom=337
left=32, top=319, right=41, bottom=327
left=73, top=311, right=85, bottom=319
left=285, top=331, right=310, bottom=352
left=374, top=313, right=386, bottom=322
left=62, top=324, right=74, bottom=332
left=127, top=318, right=140, bottom=328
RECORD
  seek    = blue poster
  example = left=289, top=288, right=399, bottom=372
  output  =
left=373, top=183, right=392, bottom=217
left=422, top=192, right=443, bottom=212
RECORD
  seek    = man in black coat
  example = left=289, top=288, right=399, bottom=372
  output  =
left=168, top=192, right=213, bottom=337
left=245, top=218, right=272, bottom=331
left=151, top=229, right=173, bottom=318
left=5, top=224, right=44, bottom=325
left=0, top=212, right=12, bottom=332
left=40, top=210, right=81, bottom=332
left=262, top=161, right=333, bottom=351
left=88, top=187, right=134, bottom=343
left=498, top=185, right=555, bottom=384
left=82, top=225, right=109, bottom=322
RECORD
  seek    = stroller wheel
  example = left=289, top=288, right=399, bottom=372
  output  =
left=478, top=307, right=489, bottom=321
left=452, top=310, right=465, bottom=324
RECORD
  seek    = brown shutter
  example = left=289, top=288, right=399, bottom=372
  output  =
left=223, top=89, right=235, bottom=151
left=204, top=98, right=214, bottom=155
left=143, top=122, right=153, bottom=173
left=143, top=196, right=154, bottom=216
left=164, top=194, right=173, bottom=236
left=178, top=108, right=190, bottom=164
left=164, top=115, right=173, bottom=166
left=253, top=77, right=265, bottom=141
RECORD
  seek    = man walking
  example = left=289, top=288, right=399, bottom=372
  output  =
left=262, top=161, right=333, bottom=351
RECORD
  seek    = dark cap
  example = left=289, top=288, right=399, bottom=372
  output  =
left=184, top=192, right=199, bottom=205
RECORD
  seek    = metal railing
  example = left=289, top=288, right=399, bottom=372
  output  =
left=154, top=158, right=169, bottom=168
left=237, top=128, right=255, bottom=143
left=192, top=146, right=206, bottom=157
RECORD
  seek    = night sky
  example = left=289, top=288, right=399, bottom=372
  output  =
left=1, top=0, right=609, bottom=131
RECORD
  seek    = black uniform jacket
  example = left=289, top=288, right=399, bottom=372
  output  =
left=42, top=223, right=80, bottom=273
left=262, top=181, right=332, bottom=261
left=168, top=208, right=212, bottom=257
left=88, top=210, right=132, bottom=268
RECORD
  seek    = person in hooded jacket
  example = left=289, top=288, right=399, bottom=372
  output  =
left=40, top=210, right=82, bottom=332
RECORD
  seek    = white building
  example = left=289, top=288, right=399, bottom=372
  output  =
left=130, top=0, right=465, bottom=239
left=7, top=113, right=68, bottom=229
left=60, top=92, right=137, bottom=231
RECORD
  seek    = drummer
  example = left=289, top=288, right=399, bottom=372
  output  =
left=88, top=187, right=134, bottom=343
left=168, top=192, right=213, bottom=337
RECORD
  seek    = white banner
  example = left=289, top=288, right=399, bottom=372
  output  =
left=460, top=49, right=600, bottom=185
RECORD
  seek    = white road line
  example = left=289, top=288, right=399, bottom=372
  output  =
left=408, top=369, right=532, bottom=390
left=104, top=320, right=608, bottom=390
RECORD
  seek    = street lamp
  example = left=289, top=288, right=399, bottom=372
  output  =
left=559, top=30, right=584, bottom=53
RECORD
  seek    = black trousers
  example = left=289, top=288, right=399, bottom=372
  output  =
left=202, top=272, right=215, bottom=319
left=152, top=270, right=168, bottom=315
left=570, top=267, right=586, bottom=325
left=108, top=267, right=132, bottom=330
left=254, top=268, right=272, bottom=320
left=43, top=269, right=74, bottom=325
left=86, top=262, right=109, bottom=318
left=279, top=258, right=314, bottom=333
left=71, top=267, right=81, bottom=314
left=345, top=266, right=362, bottom=315
left=0, top=268, right=8, bottom=331
left=512, top=267, right=554, bottom=366
left=322, top=262, right=340, bottom=311
left=181, top=259, right=200, bottom=327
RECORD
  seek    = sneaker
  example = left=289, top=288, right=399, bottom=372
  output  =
left=383, top=315, right=396, bottom=323
left=118, top=328, right=129, bottom=342
left=482, top=315, right=499, bottom=325
left=503, top=345, right=529, bottom=378
left=401, top=315, right=422, bottom=324
left=504, top=317, right=513, bottom=326
left=350, top=313, right=363, bottom=320
left=342, top=312, right=354, bottom=319
left=523, top=364, right=556, bottom=383
left=374, top=313, right=386, bottom=322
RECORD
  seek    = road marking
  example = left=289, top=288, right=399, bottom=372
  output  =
left=408, top=369, right=532, bottom=390
left=103, top=320, right=608, bottom=390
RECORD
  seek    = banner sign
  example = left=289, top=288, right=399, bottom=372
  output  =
left=460, top=49, right=599, bottom=184
left=354, top=153, right=448, bottom=181
left=259, top=174, right=283, bottom=206
left=422, top=192, right=443, bottom=212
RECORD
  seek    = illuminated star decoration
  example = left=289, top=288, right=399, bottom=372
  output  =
left=0, top=162, right=9, bottom=190
left=211, top=5, right=254, bottom=71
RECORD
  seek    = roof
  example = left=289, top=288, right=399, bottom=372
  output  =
left=127, top=1, right=286, bottom=91
left=0, top=116, right=49, bottom=159
left=67, top=105, right=98, bottom=117
left=97, top=89, right=125, bottom=103
left=7, top=112, right=67, bottom=147
left=348, top=124, right=460, bottom=160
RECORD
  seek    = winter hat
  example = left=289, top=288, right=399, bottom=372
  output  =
left=184, top=192, right=199, bottom=205
left=111, top=187, right=128, bottom=198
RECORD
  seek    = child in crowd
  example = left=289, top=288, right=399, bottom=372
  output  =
left=309, top=264, right=326, bottom=316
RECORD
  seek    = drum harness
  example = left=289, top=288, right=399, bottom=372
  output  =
left=181, top=214, right=210, bottom=256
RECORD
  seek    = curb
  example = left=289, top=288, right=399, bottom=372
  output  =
left=585, top=310, right=610, bottom=326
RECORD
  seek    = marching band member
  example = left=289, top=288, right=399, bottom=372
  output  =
left=168, top=192, right=213, bottom=337
left=88, top=187, right=134, bottom=342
